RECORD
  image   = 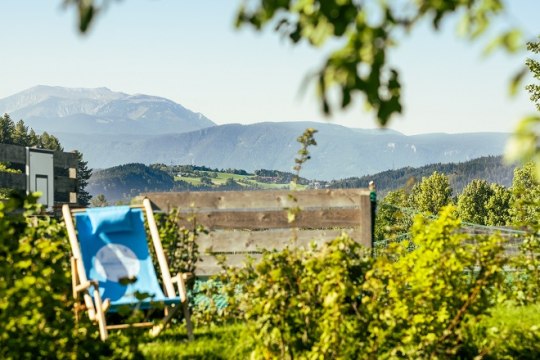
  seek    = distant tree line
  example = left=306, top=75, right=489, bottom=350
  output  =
left=254, top=169, right=310, bottom=185
left=150, top=164, right=251, bottom=177
left=0, top=113, right=92, bottom=206
left=329, top=156, right=515, bottom=196
left=0, top=114, right=62, bottom=151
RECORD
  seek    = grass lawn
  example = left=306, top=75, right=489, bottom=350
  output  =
left=140, top=323, right=253, bottom=359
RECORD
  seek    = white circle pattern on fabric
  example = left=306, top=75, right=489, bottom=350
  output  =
left=94, top=244, right=140, bottom=282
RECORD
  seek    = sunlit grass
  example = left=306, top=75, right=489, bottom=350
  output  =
left=174, top=170, right=301, bottom=189
left=140, top=322, right=253, bottom=359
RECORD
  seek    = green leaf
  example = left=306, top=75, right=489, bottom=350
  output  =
left=509, top=66, right=528, bottom=96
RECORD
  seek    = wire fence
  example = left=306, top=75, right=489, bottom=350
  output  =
left=373, top=202, right=531, bottom=258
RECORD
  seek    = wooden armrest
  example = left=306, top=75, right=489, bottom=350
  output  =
left=170, top=273, right=192, bottom=302
left=74, top=280, right=99, bottom=293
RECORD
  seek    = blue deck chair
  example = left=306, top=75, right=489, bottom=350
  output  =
left=62, top=198, right=193, bottom=341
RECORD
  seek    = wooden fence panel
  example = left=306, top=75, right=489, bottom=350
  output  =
left=175, top=207, right=364, bottom=230
left=145, top=189, right=373, bottom=276
left=145, top=188, right=370, bottom=211
left=197, top=254, right=263, bottom=277
left=197, top=228, right=364, bottom=253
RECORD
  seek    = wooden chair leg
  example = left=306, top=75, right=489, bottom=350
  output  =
left=93, top=289, right=109, bottom=341
left=176, top=273, right=194, bottom=341
left=183, top=299, right=194, bottom=341
left=151, top=305, right=179, bottom=337
left=71, top=257, right=78, bottom=300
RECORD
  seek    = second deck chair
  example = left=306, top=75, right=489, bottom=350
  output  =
left=62, top=198, right=193, bottom=341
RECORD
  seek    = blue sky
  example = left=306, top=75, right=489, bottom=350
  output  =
left=1, top=0, right=539, bottom=134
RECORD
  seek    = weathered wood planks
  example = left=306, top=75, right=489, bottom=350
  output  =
left=145, top=189, right=373, bottom=276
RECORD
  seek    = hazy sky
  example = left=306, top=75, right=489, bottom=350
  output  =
left=1, top=0, right=539, bottom=135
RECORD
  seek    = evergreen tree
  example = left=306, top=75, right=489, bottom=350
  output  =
left=75, top=150, right=92, bottom=206
left=27, top=129, right=39, bottom=147
left=38, top=131, right=63, bottom=151
left=12, top=120, right=30, bottom=146
left=0, top=114, right=15, bottom=144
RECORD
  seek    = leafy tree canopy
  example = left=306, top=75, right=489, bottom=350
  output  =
left=456, top=179, right=512, bottom=226
left=410, top=171, right=453, bottom=214
left=506, top=37, right=540, bottom=178
left=510, top=162, right=540, bottom=230
left=457, top=179, right=494, bottom=225
left=525, top=38, right=540, bottom=112
left=375, top=188, right=412, bottom=242
left=484, top=183, right=511, bottom=226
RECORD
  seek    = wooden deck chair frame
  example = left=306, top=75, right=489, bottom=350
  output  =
left=62, top=198, right=193, bottom=341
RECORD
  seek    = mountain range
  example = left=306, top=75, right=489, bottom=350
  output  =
left=0, top=85, right=215, bottom=135
left=0, top=86, right=511, bottom=180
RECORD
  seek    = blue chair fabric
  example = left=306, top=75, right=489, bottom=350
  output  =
left=75, top=206, right=180, bottom=311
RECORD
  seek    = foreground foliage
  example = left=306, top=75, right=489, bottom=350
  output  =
left=0, top=195, right=111, bottom=359
left=506, top=36, right=540, bottom=177
left=201, top=206, right=520, bottom=358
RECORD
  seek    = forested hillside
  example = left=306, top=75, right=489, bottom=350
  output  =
left=88, top=163, right=298, bottom=203
left=87, top=164, right=176, bottom=202
left=329, top=156, right=514, bottom=195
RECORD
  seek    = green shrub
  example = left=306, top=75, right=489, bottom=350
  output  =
left=0, top=194, right=112, bottom=359
left=506, top=234, right=540, bottom=305
left=156, top=208, right=205, bottom=279
left=359, top=206, right=507, bottom=358
left=0, top=163, right=22, bottom=200
left=210, top=206, right=511, bottom=359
